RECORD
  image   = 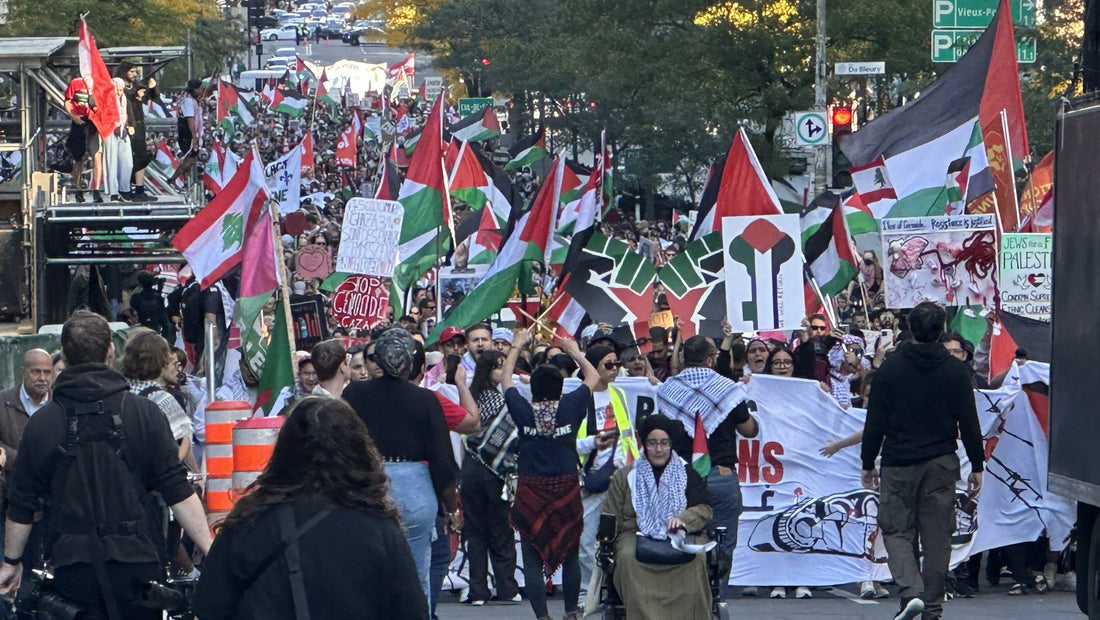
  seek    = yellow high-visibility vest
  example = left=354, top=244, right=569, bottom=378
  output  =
left=578, top=385, right=639, bottom=462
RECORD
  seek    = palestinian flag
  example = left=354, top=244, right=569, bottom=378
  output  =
left=374, top=148, right=401, bottom=201
left=802, top=200, right=859, bottom=296
left=691, top=413, right=711, bottom=477
left=656, top=232, right=726, bottom=339
left=839, top=0, right=1026, bottom=218
left=391, top=93, right=451, bottom=316
left=690, top=127, right=782, bottom=240
left=271, top=88, right=308, bottom=116
left=563, top=232, right=657, bottom=337
left=449, top=140, right=492, bottom=210
left=427, top=155, right=560, bottom=344
left=450, top=106, right=501, bottom=143
left=472, top=147, right=525, bottom=225
left=505, top=127, right=549, bottom=171
left=217, top=80, right=256, bottom=136
left=172, top=149, right=269, bottom=288
left=295, top=57, right=315, bottom=86
left=255, top=299, right=295, bottom=416
left=152, top=139, right=178, bottom=173
left=316, top=77, right=337, bottom=109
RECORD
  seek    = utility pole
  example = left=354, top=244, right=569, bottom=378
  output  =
left=812, top=0, right=830, bottom=196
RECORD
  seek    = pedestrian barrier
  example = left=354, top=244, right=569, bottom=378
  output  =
left=204, top=400, right=252, bottom=525
left=232, top=415, right=284, bottom=492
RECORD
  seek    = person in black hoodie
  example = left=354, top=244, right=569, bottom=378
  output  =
left=0, top=310, right=212, bottom=618
left=861, top=302, right=984, bottom=620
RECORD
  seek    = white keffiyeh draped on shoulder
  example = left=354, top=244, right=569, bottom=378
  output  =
left=656, top=367, right=748, bottom=438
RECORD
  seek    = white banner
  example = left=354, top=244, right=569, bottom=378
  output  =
left=437, top=367, right=1071, bottom=587
left=264, top=143, right=302, bottom=215
left=722, top=215, right=805, bottom=332
left=335, top=198, right=404, bottom=277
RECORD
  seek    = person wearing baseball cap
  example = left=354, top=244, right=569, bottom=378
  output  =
left=439, top=327, right=467, bottom=356
left=492, top=328, right=514, bottom=354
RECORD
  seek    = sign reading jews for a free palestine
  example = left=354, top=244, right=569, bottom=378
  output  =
left=336, top=198, right=403, bottom=277
left=999, top=233, right=1051, bottom=321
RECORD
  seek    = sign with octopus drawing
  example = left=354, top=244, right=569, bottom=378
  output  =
left=879, top=214, right=998, bottom=309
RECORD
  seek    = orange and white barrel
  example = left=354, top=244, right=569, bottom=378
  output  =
left=206, top=476, right=235, bottom=526
left=232, top=416, right=284, bottom=493
left=205, top=401, right=252, bottom=477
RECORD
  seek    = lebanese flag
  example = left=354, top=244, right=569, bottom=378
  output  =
left=172, top=150, right=269, bottom=289
left=301, top=131, right=314, bottom=173
left=692, top=413, right=711, bottom=477
left=77, top=20, right=120, bottom=140
left=690, top=127, right=782, bottom=239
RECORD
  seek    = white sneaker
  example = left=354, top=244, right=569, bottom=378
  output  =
left=860, top=580, right=876, bottom=599
left=794, top=586, right=812, bottom=599
left=893, top=598, right=925, bottom=620
left=770, top=586, right=787, bottom=599
left=874, top=582, right=891, bottom=599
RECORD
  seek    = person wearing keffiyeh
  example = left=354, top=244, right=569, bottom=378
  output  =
left=600, top=414, right=712, bottom=619
left=655, top=335, right=758, bottom=601
left=502, top=331, right=600, bottom=620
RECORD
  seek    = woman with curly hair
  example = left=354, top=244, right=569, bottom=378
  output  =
left=193, top=397, right=428, bottom=620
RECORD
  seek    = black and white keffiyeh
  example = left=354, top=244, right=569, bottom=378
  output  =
left=631, top=456, right=688, bottom=540
left=655, top=367, right=747, bottom=438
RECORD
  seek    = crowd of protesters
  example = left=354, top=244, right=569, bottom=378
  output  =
left=36, top=58, right=1066, bottom=620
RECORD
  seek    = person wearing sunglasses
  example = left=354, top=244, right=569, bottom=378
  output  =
left=575, top=344, right=640, bottom=592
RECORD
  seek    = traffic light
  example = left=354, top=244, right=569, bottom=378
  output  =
left=831, top=104, right=853, bottom=136
left=246, top=0, right=264, bottom=23
left=480, top=58, right=491, bottom=66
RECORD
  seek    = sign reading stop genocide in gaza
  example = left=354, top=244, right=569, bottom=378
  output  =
left=332, top=275, right=390, bottom=329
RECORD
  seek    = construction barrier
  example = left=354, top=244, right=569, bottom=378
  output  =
left=204, top=401, right=251, bottom=525
left=232, top=416, right=284, bottom=492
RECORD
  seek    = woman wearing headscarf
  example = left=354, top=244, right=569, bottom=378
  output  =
left=600, top=414, right=713, bottom=619
left=193, top=397, right=428, bottom=619
left=341, top=328, right=459, bottom=608
left=501, top=331, right=599, bottom=620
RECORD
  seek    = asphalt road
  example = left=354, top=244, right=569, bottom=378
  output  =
left=434, top=584, right=1081, bottom=619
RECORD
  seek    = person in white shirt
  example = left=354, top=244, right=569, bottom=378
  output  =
left=310, top=339, right=349, bottom=398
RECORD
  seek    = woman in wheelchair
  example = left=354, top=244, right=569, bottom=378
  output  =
left=599, top=414, right=713, bottom=619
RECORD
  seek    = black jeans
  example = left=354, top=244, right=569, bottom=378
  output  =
left=460, top=458, right=519, bottom=602
left=521, top=542, right=579, bottom=619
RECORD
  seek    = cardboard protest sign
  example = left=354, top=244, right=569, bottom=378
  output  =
left=336, top=198, right=403, bottom=277
left=331, top=275, right=390, bottom=329
left=999, top=233, right=1051, bottom=321
left=294, top=244, right=333, bottom=281
left=722, top=215, right=805, bottom=331
left=648, top=309, right=674, bottom=329
left=879, top=214, right=997, bottom=309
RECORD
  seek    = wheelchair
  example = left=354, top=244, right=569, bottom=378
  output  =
left=593, top=513, right=731, bottom=620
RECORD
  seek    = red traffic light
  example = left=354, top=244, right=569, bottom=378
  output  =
left=480, top=58, right=491, bottom=66
left=831, top=106, right=853, bottom=128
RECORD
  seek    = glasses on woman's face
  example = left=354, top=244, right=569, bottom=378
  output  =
left=771, top=359, right=793, bottom=368
left=645, top=438, right=671, bottom=449
left=603, top=361, right=622, bottom=370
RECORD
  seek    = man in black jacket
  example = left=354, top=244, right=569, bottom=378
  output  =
left=0, top=310, right=212, bottom=619
left=861, top=302, right=984, bottom=620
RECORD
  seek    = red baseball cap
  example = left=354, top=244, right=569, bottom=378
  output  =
left=440, top=327, right=466, bottom=344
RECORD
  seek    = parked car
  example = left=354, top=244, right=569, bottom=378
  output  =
left=264, top=58, right=292, bottom=71
left=260, top=24, right=300, bottom=41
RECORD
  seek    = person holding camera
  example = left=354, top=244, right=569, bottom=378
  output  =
left=0, top=310, right=212, bottom=619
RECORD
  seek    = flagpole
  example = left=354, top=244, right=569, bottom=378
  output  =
left=273, top=202, right=299, bottom=386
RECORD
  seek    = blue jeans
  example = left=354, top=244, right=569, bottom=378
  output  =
left=706, top=469, right=743, bottom=600
left=385, top=462, right=439, bottom=607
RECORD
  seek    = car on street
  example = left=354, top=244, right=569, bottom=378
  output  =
left=260, top=24, right=300, bottom=41
left=264, top=58, right=292, bottom=71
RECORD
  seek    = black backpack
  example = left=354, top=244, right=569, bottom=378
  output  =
left=46, top=394, right=167, bottom=573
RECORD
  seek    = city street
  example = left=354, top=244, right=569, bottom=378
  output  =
left=256, top=37, right=442, bottom=81
left=434, top=585, right=1080, bottom=619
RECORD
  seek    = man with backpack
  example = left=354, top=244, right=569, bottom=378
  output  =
left=0, top=310, right=212, bottom=618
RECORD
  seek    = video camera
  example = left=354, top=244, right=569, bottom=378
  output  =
left=15, top=564, right=196, bottom=620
